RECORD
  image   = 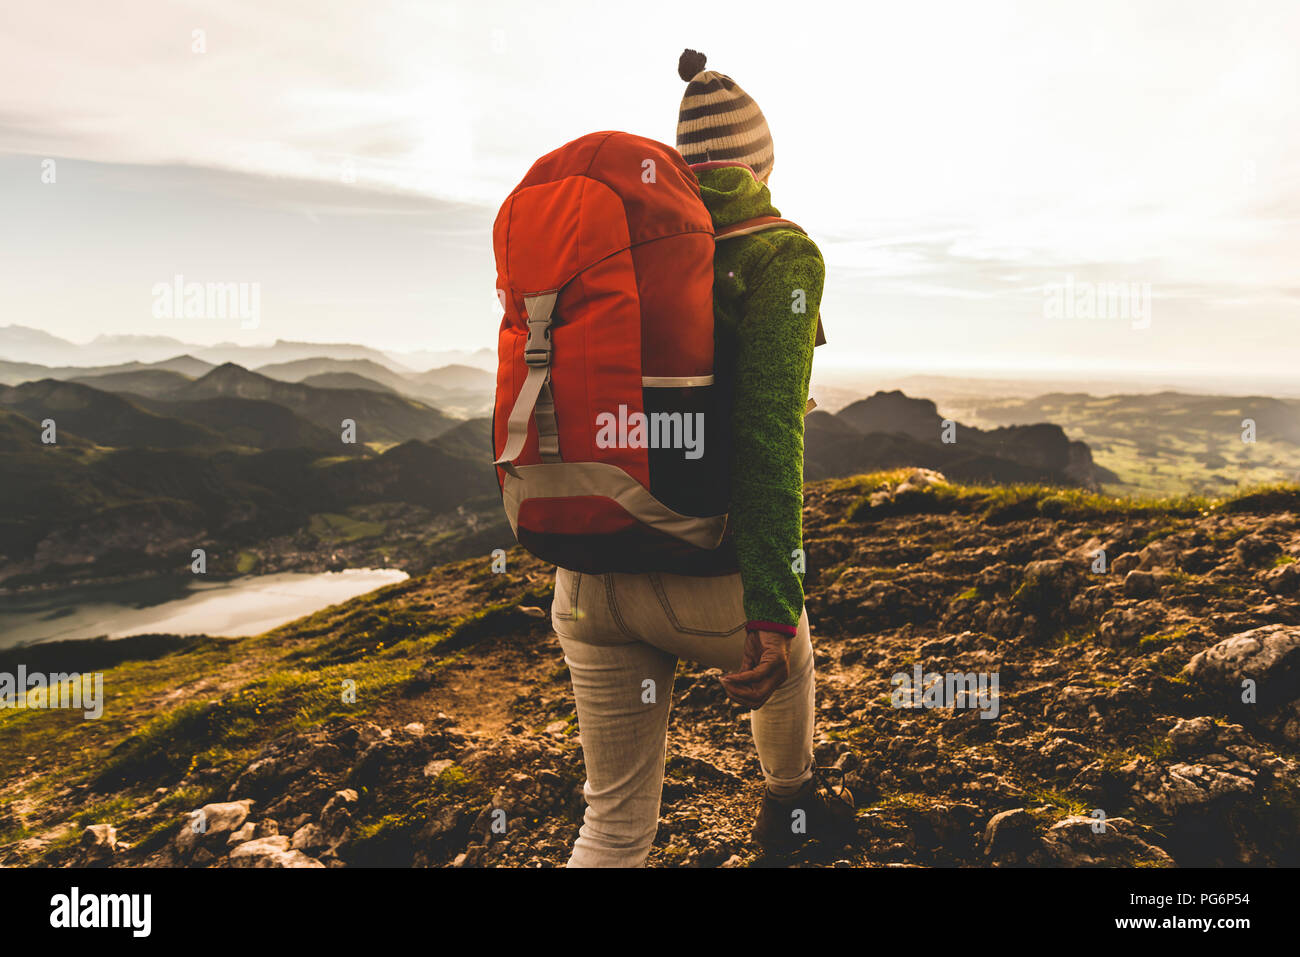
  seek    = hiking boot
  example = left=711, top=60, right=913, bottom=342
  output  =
left=752, top=766, right=857, bottom=854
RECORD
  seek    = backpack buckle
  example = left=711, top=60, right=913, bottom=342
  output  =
left=524, top=317, right=552, bottom=367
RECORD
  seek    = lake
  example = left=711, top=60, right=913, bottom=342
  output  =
left=0, top=568, right=410, bottom=649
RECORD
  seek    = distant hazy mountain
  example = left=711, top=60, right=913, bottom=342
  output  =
left=971, top=390, right=1300, bottom=495
left=0, top=354, right=215, bottom=386
left=179, top=363, right=456, bottom=443
left=149, top=355, right=216, bottom=377
left=405, top=363, right=495, bottom=391
left=0, top=325, right=497, bottom=379
left=256, top=357, right=410, bottom=388
left=428, top=416, right=491, bottom=461
left=84, top=334, right=196, bottom=364
left=0, top=326, right=420, bottom=375
left=383, top=346, right=496, bottom=373
left=0, top=380, right=226, bottom=450
left=300, top=372, right=400, bottom=394
left=804, top=390, right=1116, bottom=487
left=978, top=391, right=1300, bottom=446
left=838, top=389, right=946, bottom=437
left=68, top=369, right=195, bottom=399
left=0, top=359, right=61, bottom=387
left=258, top=358, right=494, bottom=411
left=0, top=326, right=91, bottom=366
left=191, top=340, right=413, bottom=373
left=132, top=395, right=347, bottom=452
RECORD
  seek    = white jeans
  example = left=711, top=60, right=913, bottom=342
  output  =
left=551, top=567, right=815, bottom=867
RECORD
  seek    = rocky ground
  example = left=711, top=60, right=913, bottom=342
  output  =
left=7, top=470, right=1300, bottom=868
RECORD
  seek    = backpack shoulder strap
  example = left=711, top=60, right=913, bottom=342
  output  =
left=714, top=215, right=804, bottom=242
left=714, top=216, right=826, bottom=347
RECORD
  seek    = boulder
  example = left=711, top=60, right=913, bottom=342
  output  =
left=1235, top=534, right=1282, bottom=566
left=225, top=822, right=256, bottom=847
left=982, top=808, right=1038, bottom=860
left=1127, top=757, right=1257, bottom=816
left=291, top=823, right=326, bottom=851
left=1033, top=815, right=1174, bottom=866
left=174, top=799, right=254, bottom=858
left=1263, top=562, right=1300, bottom=596
left=229, top=835, right=325, bottom=868
left=1123, top=569, right=1158, bottom=598
left=319, top=789, right=359, bottom=839
left=79, top=824, right=117, bottom=864
left=1183, top=624, right=1300, bottom=698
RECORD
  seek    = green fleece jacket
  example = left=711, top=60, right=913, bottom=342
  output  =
left=694, top=164, right=824, bottom=635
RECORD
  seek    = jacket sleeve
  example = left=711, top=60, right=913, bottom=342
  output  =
left=729, top=230, right=824, bottom=635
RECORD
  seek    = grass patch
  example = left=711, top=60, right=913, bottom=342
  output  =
left=93, top=656, right=417, bottom=792
left=347, top=764, right=490, bottom=866
left=1219, top=483, right=1300, bottom=515
left=1138, top=626, right=1192, bottom=654
left=870, top=789, right=934, bottom=812
left=1050, top=626, right=1095, bottom=648
left=846, top=477, right=1213, bottom=524
left=71, top=794, right=138, bottom=828
left=823, top=469, right=916, bottom=495
left=842, top=475, right=1300, bottom=525
left=1024, top=787, right=1091, bottom=822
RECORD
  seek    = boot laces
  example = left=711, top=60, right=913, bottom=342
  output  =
left=811, top=764, right=853, bottom=811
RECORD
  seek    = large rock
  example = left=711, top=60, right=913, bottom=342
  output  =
left=229, top=835, right=325, bottom=868
left=1128, top=759, right=1258, bottom=816
left=1123, top=569, right=1159, bottom=598
left=1183, top=625, right=1300, bottom=742
left=1185, top=624, right=1300, bottom=687
left=174, top=799, right=254, bottom=858
left=1235, top=534, right=1282, bottom=566
left=80, top=824, right=117, bottom=865
left=1166, top=716, right=1217, bottom=753
left=1262, top=562, right=1300, bottom=595
left=982, top=808, right=1037, bottom=860
left=1033, top=816, right=1174, bottom=867
left=225, top=823, right=256, bottom=847
left=319, top=789, right=359, bottom=840
left=291, top=823, right=326, bottom=851
left=1097, top=604, right=1163, bottom=647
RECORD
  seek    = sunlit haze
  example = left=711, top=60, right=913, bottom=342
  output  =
left=2, top=0, right=1297, bottom=382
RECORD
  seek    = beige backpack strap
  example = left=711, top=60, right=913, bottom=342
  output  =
left=494, top=291, right=561, bottom=471
left=716, top=216, right=827, bottom=348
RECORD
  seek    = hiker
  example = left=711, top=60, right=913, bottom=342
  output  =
left=546, top=51, right=852, bottom=867
left=491, top=50, right=855, bottom=867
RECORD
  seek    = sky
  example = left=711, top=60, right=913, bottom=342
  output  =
left=1, top=0, right=1297, bottom=380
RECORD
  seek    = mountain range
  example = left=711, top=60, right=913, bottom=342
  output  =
left=4, top=329, right=1296, bottom=589
left=0, top=325, right=496, bottom=375
left=0, top=339, right=497, bottom=418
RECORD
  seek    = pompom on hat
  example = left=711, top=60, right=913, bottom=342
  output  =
left=674, top=49, right=774, bottom=183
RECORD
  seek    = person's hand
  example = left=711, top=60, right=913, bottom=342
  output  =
left=720, top=629, right=792, bottom=709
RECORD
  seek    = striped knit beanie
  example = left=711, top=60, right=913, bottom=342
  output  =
left=675, top=49, right=774, bottom=183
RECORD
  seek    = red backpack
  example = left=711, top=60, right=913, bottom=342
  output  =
left=492, top=130, right=812, bottom=574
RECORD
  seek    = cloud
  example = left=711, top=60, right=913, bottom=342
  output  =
left=1, top=0, right=1296, bottom=376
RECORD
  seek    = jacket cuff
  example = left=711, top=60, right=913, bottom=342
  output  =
left=746, top=620, right=797, bottom=637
